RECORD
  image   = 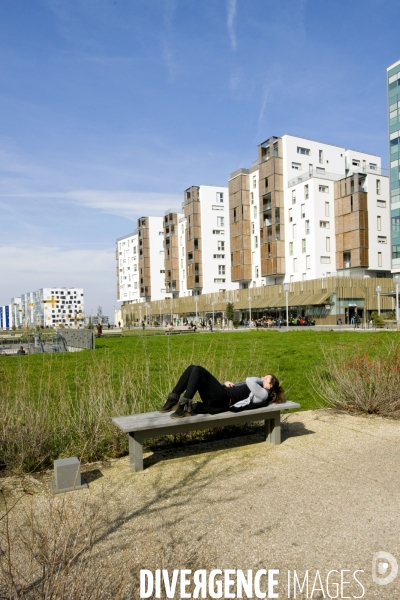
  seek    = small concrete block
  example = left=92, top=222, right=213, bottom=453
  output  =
left=51, top=457, right=87, bottom=494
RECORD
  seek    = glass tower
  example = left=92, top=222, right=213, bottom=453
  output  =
left=388, top=59, right=400, bottom=272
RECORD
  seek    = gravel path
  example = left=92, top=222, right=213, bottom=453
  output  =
left=2, top=410, right=400, bottom=599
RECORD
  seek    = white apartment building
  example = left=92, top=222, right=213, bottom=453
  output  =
left=183, top=185, right=237, bottom=295
left=5, top=288, right=84, bottom=328
left=117, top=216, right=170, bottom=306
left=163, top=209, right=188, bottom=297
left=229, top=134, right=391, bottom=288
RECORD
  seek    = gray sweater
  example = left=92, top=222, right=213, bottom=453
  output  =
left=231, top=377, right=269, bottom=409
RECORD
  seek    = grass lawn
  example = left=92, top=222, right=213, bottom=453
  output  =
left=0, top=330, right=394, bottom=473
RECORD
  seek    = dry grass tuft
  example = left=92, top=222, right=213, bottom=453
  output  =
left=308, top=340, right=400, bottom=417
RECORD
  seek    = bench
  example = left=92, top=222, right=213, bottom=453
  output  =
left=164, top=327, right=196, bottom=335
left=101, top=331, right=122, bottom=337
left=112, top=400, right=300, bottom=471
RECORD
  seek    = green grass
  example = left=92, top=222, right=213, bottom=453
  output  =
left=0, top=330, right=395, bottom=473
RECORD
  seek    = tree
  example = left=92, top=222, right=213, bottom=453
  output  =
left=226, top=302, right=234, bottom=322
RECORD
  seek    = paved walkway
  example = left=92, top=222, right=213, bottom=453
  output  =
left=4, top=410, right=400, bottom=598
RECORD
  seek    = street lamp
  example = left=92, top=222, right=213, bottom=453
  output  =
left=248, top=295, right=252, bottom=325
left=284, top=283, right=290, bottom=331
left=375, top=285, right=382, bottom=316
left=394, top=275, right=400, bottom=329
left=194, top=295, right=198, bottom=323
left=170, top=297, right=173, bottom=325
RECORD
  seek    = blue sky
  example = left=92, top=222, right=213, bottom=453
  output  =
left=0, top=0, right=399, bottom=317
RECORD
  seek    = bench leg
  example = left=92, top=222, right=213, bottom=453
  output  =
left=129, top=433, right=143, bottom=471
left=265, top=412, right=281, bottom=445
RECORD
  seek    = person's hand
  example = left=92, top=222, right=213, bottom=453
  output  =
left=224, top=381, right=235, bottom=388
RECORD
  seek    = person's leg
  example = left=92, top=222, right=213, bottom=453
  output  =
left=170, top=365, right=228, bottom=418
left=171, top=365, right=196, bottom=396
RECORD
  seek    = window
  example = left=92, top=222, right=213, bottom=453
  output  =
left=292, top=162, right=302, bottom=170
left=301, top=204, right=305, bottom=218
left=319, top=150, right=323, bottom=164
left=350, top=195, right=354, bottom=212
left=253, top=176, right=256, bottom=189
left=254, top=236, right=258, bottom=248
left=292, top=190, right=296, bottom=204
left=213, top=230, right=224, bottom=234
left=214, top=278, right=226, bottom=283
left=393, top=244, right=400, bottom=259
left=292, top=224, right=297, bottom=238
left=217, top=192, right=224, bottom=202
left=352, top=159, right=360, bottom=167
left=288, top=208, right=292, bottom=222
left=218, top=265, right=225, bottom=275
left=293, top=258, right=298, bottom=272
left=393, top=215, right=400, bottom=232
left=319, top=185, right=329, bottom=193
left=182, top=247, right=184, bottom=256
left=213, top=253, right=225, bottom=259
left=316, top=167, right=325, bottom=174
left=304, top=185, right=309, bottom=199
left=212, top=205, right=223, bottom=211
left=305, top=220, right=310, bottom=234
left=326, top=237, right=330, bottom=252
left=217, top=216, right=225, bottom=227
left=377, top=200, right=386, bottom=208
left=134, top=282, right=138, bottom=290
left=306, top=255, right=310, bottom=269
left=302, top=238, right=306, bottom=253
left=325, top=202, right=330, bottom=217
left=181, top=224, right=184, bottom=233
left=134, top=264, right=138, bottom=272
left=218, top=241, right=225, bottom=251
left=369, top=163, right=377, bottom=171
left=321, top=256, right=331, bottom=264
left=289, top=242, right=293, bottom=256
left=377, top=216, right=382, bottom=231
left=378, top=252, right=382, bottom=267
left=378, top=236, right=387, bottom=244
left=253, top=206, right=257, bottom=219
left=160, top=269, right=165, bottom=274
left=297, top=147, right=310, bottom=155
left=320, top=220, right=330, bottom=229
left=255, top=266, right=259, bottom=278
left=251, top=192, right=254, bottom=203
left=377, top=179, right=381, bottom=194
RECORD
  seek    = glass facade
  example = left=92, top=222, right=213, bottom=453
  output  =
left=388, top=60, right=400, bottom=270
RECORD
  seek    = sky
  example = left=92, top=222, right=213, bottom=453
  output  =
left=1, top=0, right=400, bottom=318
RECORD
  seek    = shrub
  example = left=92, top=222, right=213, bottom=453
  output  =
left=309, top=341, right=400, bottom=417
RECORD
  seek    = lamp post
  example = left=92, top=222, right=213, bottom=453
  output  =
left=113, top=305, right=116, bottom=327
left=211, top=301, right=215, bottom=327
left=394, top=275, right=400, bottom=329
left=170, top=297, right=173, bottom=325
left=145, top=302, right=150, bottom=326
left=194, top=295, right=198, bottom=323
left=248, top=295, right=252, bottom=326
left=375, top=285, right=382, bottom=316
left=284, top=283, right=290, bottom=331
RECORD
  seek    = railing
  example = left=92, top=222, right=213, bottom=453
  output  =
left=288, top=166, right=389, bottom=188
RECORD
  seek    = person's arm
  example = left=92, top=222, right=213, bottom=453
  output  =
left=245, top=377, right=269, bottom=403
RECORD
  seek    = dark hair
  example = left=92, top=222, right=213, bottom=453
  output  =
left=269, top=375, right=285, bottom=404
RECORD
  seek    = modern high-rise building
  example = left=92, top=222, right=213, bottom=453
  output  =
left=117, top=216, right=169, bottom=305
left=182, top=185, right=237, bottom=295
left=229, top=134, right=391, bottom=287
left=387, top=59, right=400, bottom=274
left=163, top=209, right=187, bottom=298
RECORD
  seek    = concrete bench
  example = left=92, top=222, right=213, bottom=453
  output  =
left=101, top=331, right=122, bottom=337
left=164, top=327, right=196, bottom=335
left=112, top=400, right=300, bottom=471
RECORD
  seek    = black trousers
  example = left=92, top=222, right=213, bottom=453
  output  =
left=172, top=365, right=229, bottom=410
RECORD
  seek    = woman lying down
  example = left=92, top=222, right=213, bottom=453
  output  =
left=159, top=365, right=285, bottom=418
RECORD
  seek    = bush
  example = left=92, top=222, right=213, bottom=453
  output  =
left=309, top=341, right=400, bottom=417
left=370, top=312, right=385, bottom=328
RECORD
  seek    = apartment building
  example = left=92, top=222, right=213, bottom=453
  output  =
left=117, top=216, right=168, bottom=305
left=387, top=59, right=400, bottom=273
left=182, top=185, right=237, bottom=295
left=229, top=134, right=391, bottom=287
left=0, top=305, right=11, bottom=330
left=163, top=209, right=188, bottom=298
left=2, top=288, right=84, bottom=328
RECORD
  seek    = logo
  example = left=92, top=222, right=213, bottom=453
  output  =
left=372, top=551, right=398, bottom=585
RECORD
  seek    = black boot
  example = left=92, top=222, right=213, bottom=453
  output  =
left=170, top=397, right=196, bottom=418
left=159, top=392, right=180, bottom=413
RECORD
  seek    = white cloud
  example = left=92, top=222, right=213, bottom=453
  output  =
left=227, top=0, right=237, bottom=50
